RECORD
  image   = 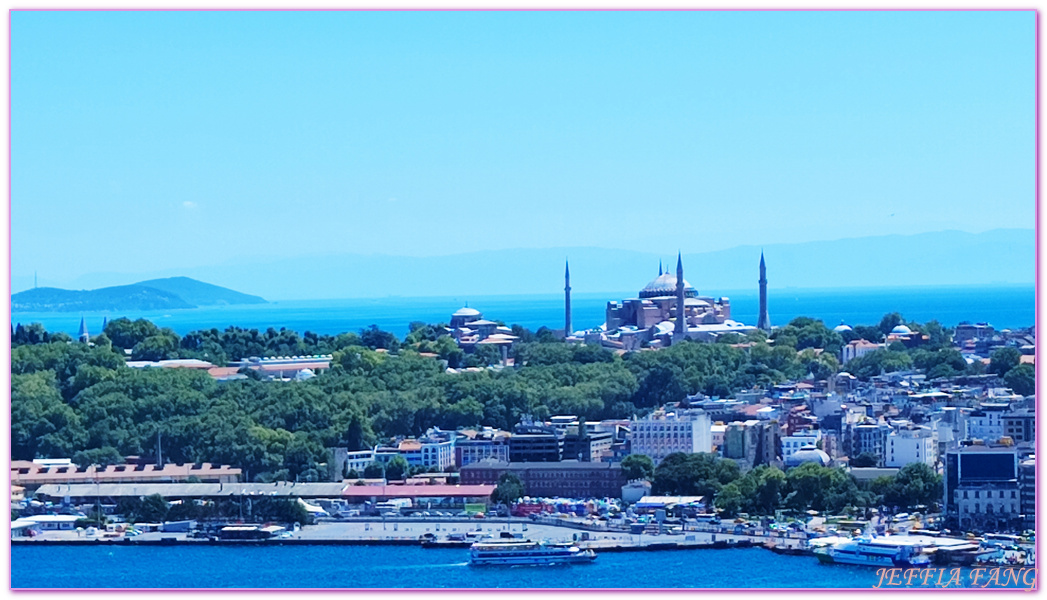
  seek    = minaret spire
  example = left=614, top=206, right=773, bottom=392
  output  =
left=564, top=259, right=572, bottom=336
left=658, top=261, right=662, bottom=276
left=78, top=316, right=90, bottom=343
left=757, top=251, right=771, bottom=332
left=674, top=252, right=686, bottom=340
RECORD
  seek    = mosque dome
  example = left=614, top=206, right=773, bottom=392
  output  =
left=890, top=325, right=913, bottom=335
left=639, top=272, right=698, bottom=299
left=786, top=445, right=831, bottom=468
left=453, top=307, right=482, bottom=318
left=833, top=324, right=853, bottom=333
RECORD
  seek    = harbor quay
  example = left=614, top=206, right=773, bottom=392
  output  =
left=11, top=517, right=811, bottom=553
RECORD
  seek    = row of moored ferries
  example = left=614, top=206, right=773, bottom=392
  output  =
left=810, top=533, right=1034, bottom=568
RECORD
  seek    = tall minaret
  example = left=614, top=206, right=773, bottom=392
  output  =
left=757, top=251, right=771, bottom=331
left=564, top=259, right=572, bottom=336
left=674, top=252, right=686, bottom=339
left=78, top=316, right=90, bottom=343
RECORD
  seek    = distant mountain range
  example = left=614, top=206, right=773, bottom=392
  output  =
left=12, top=277, right=267, bottom=312
left=12, top=229, right=1034, bottom=302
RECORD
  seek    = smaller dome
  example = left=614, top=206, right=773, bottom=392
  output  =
left=891, top=325, right=913, bottom=335
left=787, top=444, right=830, bottom=467
left=453, top=307, right=482, bottom=317
left=834, top=324, right=853, bottom=332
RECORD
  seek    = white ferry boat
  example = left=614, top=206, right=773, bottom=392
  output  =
left=469, top=539, right=597, bottom=566
left=813, top=536, right=931, bottom=568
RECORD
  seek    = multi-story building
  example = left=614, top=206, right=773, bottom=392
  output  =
left=781, top=430, right=823, bottom=462
left=1003, top=410, right=1035, bottom=445
left=711, top=424, right=727, bottom=453
left=721, top=419, right=779, bottom=468
left=460, top=460, right=627, bottom=499
left=629, top=409, right=712, bottom=464
left=329, top=449, right=377, bottom=479
left=1019, top=456, right=1036, bottom=531
left=509, top=423, right=564, bottom=463
left=562, top=428, right=614, bottom=462
left=455, top=429, right=511, bottom=468
left=885, top=424, right=937, bottom=468
left=842, top=339, right=881, bottom=364
left=967, top=403, right=1010, bottom=443
left=847, top=421, right=889, bottom=465
left=944, top=444, right=1022, bottom=532
left=954, top=323, right=995, bottom=344
left=375, top=429, right=458, bottom=472
left=932, top=406, right=970, bottom=452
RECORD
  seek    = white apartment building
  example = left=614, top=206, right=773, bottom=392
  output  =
left=782, top=430, right=823, bottom=462
left=886, top=425, right=937, bottom=468
left=344, top=450, right=376, bottom=474
left=967, top=403, right=1009, bottom=443
left=629, top=409, right=712, bottom=464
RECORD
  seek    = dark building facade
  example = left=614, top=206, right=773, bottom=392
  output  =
left=1019, top=456, right=1036, bottom=531
left=944, top=444, right=1023, bottom=532
left=509, top=424, right=564, bottom=463
left=1003, top=410, right=1035, bottom=445
left=460, top=461, right=627, bottom=499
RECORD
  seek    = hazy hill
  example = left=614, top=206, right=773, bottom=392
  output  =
left=12, top=278, right=267, bottom=312
left=135, top=277, right=267, bottom=307
left=21, top=228, right=1035, bottom=301
left=12, top=285, right=195, bottom=312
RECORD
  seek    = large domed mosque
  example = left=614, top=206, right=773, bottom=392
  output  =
left=589, top=253, right=765, bottom=350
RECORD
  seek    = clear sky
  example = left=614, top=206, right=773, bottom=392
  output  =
left=11, top=10, right=1035, bottom=284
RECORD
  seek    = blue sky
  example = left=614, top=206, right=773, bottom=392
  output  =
left=11, top=10, right=1035, bottom=285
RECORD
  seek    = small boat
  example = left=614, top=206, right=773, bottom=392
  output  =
left=469, top=539, right=597, bottom=566
left=813, top=536, right=931, bottom=568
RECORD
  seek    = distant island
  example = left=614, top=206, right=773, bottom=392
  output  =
left=11, top=277, right=267, bottom=312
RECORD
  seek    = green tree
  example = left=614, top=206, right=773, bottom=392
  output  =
left=621, top=454, right=655, bottom=481
left=363, top=463, right=386, bottom=479
left=881, top=463, right=942, bottom=511
left=1004, top=363, right=1035, bottom=396
left=11, top=371, right=89, bottom=459
left=491, top=472, right=525, bottom=506
left=851, top=452, right=881, bottom=468
left=360, top=325, right=400, bottom=351
left=105, top=318, right=164, bottom=351
left=384, top=456, right=410, bottom=481
left=989, top=347, right=1022, bottom=377
left=138, top=494, right=170, bottom=523
left=652, top=453, right=739, bottom=497
left=714, top=481, right=745, bottom=517
left=878, top=313, right=904, bottom=336
left=852, top=325, right=884, bottom=344
left=72, top=446, right=124, bottom=467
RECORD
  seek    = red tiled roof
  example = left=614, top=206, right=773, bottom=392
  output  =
left=11, top=462, right=242, bottom=485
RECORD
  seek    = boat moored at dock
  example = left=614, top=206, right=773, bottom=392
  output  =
left=812, top=536, right=931, bottom=568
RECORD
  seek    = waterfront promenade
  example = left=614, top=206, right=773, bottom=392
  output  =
left=13, top=517, right=811, bottom=553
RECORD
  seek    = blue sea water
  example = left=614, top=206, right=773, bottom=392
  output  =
left=9, top=285, right=1036, bottom=340
left=9, top=545, right=1035, bottom=589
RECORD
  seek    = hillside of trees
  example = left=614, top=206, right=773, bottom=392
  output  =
left=9, top=312, right=1024, bottom=484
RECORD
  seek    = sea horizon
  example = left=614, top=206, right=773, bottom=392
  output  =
left=11, top=283, right=1036, bottom=341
